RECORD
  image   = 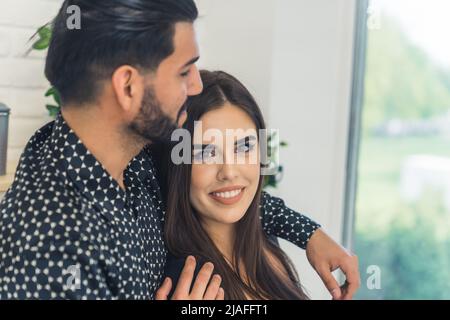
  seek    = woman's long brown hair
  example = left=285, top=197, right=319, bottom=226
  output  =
left=164, top=70, right=309, bottom=300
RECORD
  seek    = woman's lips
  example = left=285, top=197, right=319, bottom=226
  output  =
left=209, top=187, right=245, bottom=205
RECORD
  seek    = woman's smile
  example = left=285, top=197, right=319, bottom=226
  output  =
left=209, top=186, right=246, bottom=205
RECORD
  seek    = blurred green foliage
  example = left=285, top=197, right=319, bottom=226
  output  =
left=355, top=190, right=450, bottom=299
left=355, top=14, right=450, bottom=299
left=363, top=16, right=450, bottom=133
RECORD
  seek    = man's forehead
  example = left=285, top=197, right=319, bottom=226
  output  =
left=171, top=22, right=200, bottom=65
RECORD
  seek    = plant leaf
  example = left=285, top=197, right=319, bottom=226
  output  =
left=44, top=87, right=55, bottom=97
left=33, top=38, right=50, bottom=50
left=32, top=26, right=52, bottom=51
left=52, top=89, right=61, bottom=106
left=46, top=104, right=60, bottom=118
left=45, top=87, right=61, bottom=106
left=38, top=26, right=51, bottom=39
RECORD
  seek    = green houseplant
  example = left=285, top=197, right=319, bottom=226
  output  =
left=263, top=132, right=287, bottom=189
left=30, top=24, right=61, bottom=118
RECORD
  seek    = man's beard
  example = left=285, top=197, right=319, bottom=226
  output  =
left=127, top=86, right=184, bottom=144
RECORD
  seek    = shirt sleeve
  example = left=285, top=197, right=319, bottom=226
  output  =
left=259, top=191, right=321, bottom=250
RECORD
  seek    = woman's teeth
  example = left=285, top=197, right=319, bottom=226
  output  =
left=212, top=189, right=243, bottom=198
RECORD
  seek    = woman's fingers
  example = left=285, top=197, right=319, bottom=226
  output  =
left=203, top=274, right=222, bottom=300
left=190, top=262, right=215, bottom=299
left=171, top=257, right=218, bottom=300
left=172, top=256, right=196, bottom=299
left=216, top=287, right=225, bottom=300
left=155, top=277, right=172, bottom=300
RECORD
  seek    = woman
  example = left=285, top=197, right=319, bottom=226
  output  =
left=163, top=70, right=309, bottom=300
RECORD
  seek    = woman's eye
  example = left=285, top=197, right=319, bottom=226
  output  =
left=236, top=142, right=255, bottom=153
left=193, top=152, right=203, bottom=161
left=193, top=146, right=216, bottom=162
left=203, top=146, right=216, bottom=158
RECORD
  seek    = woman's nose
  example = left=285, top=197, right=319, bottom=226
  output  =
left=217, top=162, right=239, bottom=182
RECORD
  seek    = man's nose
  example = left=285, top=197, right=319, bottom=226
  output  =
left=187, top=67, right=203, bottom=97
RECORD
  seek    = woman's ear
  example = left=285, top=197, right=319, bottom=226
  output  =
left=111, top=65, right=145, bottom=118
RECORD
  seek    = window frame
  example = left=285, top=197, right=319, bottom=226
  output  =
left=342, top=0, right=370, bottom=251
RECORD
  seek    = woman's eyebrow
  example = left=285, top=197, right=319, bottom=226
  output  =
left=193, top=144, right=216, bottom=151
left=235, top=135, right=257, bottom=145
left=193, top=136, right=257, bottom=150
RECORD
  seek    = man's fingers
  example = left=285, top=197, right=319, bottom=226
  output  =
left=216, top=287, right=225, bottom=300
left=172, top=256, right=196, bottom=299
left=155, top=277, right=172, bottom=300
left=317, top=266, right=342, bottom=300
left=342, top=282, right=358, bottom=300
left=190, top=262, right=215, bottom=299
left=203, top=274, right=222, bottom=300
left=341, top=256, right=361, bottom=300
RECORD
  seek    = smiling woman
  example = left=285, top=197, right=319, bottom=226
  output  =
left=189, top=104, right=261, bottom=228
left=163, top=70, right=310, bottom=300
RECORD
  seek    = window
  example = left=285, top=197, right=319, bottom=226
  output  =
left=348, top=0, right=450, bottom=299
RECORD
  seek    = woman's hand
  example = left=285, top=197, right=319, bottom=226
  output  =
left=155, top=256, right=225, bottom=300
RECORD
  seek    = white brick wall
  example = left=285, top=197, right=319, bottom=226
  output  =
left=0, top=0, right=63, bottom=162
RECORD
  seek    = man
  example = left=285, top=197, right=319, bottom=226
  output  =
left=0, top=0, right=359, bottom=299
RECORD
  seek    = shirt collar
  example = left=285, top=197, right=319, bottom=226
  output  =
left=50, top=113, right=130, bottom=221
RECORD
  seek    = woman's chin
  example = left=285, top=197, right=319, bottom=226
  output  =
left=212, top=208, right=247, bottom=224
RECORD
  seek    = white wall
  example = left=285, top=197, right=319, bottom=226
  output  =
left=196, top=0, right=357, bottom=299
left=270, top=0, right=356, bottom=300
left=0, top=0, right=62, bottom=161
left=195, top=0, right=276, bottom=118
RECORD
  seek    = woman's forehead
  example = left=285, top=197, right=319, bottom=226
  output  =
left=193, top=126, right=258, bottom=145
left=195, top=104, right=256, bottom=134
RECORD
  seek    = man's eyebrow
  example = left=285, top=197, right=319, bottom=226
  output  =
left=181, top=56, right=200, bottom=69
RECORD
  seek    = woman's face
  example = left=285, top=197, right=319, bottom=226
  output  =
left=189, top=103, right=261, bottom=228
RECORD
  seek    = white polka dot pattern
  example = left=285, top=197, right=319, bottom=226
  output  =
left=0, top=114, right=166, bottom=299
left=260, top=191, right=320, bottom=249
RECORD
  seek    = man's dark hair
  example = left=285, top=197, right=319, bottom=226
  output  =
left=45, top=0, right=198, bottom=106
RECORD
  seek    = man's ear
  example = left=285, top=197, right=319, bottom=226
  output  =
left=111, top=65, right=144, bottom=116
